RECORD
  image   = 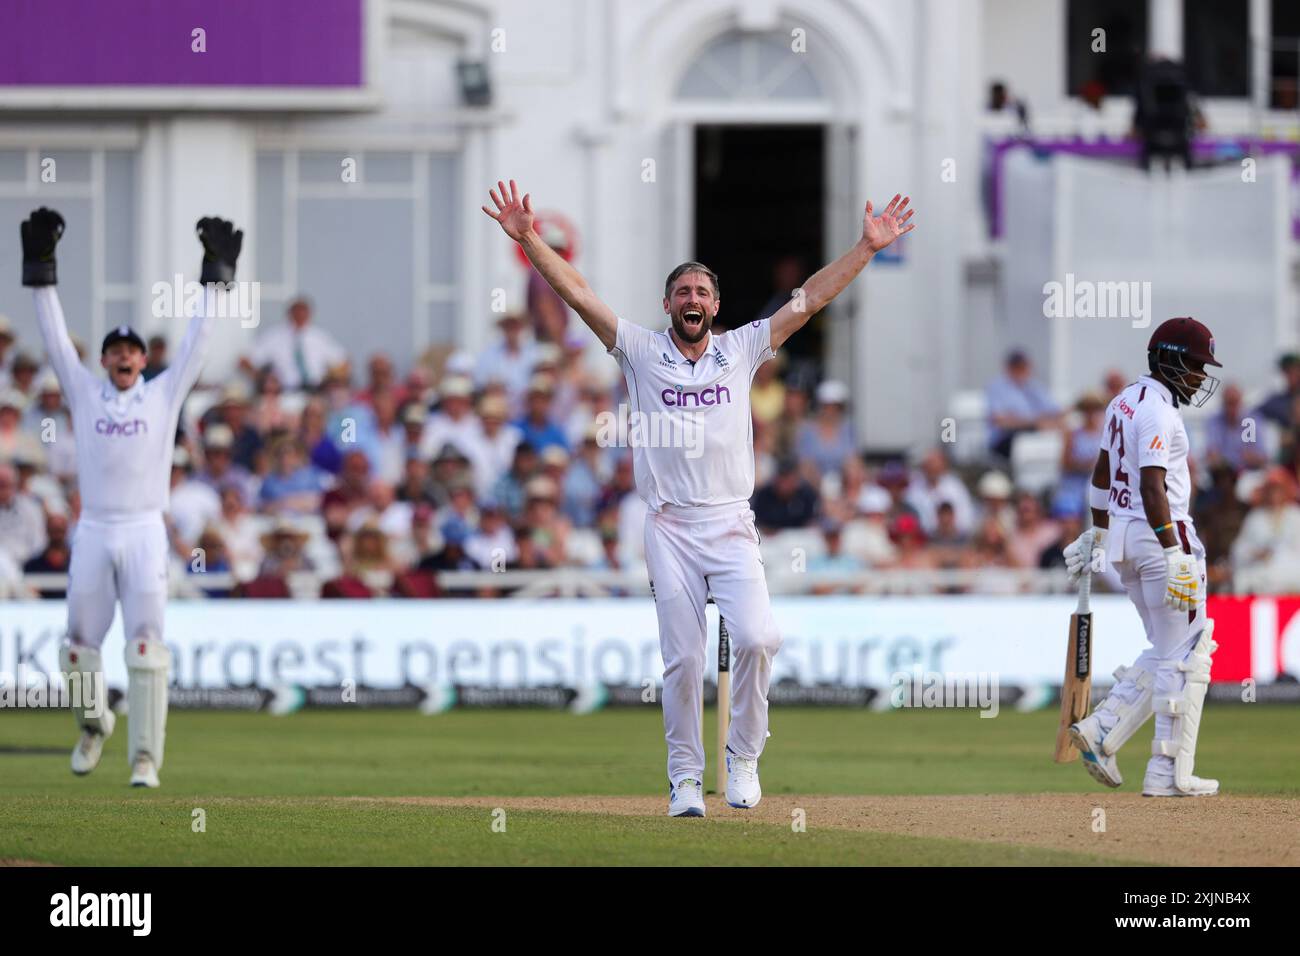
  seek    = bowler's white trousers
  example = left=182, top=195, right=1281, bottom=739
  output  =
left=644, top=502, right=783, bottom=786
left=1101, top=517, right=1208, bottom=782
left=66, top=512, right=169, bottom=650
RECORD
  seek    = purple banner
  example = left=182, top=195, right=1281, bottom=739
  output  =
left=0, top=0, right=363, bottom=87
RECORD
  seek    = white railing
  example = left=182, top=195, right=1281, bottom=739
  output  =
left=14, top=567, right=1082, bottom=599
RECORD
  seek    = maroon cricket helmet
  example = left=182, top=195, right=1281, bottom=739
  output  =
left=1147, top=317, right=1222, bottom=367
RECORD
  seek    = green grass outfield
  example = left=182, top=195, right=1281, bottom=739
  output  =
left=1, top=707, right=1297, bottom=865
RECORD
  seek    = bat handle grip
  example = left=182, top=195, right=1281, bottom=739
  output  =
left=1075, top=566, right=1092, bottom=613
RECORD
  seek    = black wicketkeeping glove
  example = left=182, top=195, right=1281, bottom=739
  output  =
left=197, top=216, right=243, bottom=285
left=21, top=207, right=65, bottom=287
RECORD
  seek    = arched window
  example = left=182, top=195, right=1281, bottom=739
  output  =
left=675, top=32, right=825, bottom=102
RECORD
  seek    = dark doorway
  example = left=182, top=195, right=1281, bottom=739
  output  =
left=692, top=125, right=825, bottom=371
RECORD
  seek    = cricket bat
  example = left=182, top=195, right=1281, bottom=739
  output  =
left=1054, top=563, right=1093, bottom=763
left=717, top=615, right=731, bottom=795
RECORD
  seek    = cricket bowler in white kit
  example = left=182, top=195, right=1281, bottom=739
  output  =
left=1063, top=317, right=1222, bottom=797
left=482, top=180, right=915, bottom=816
left=22, top=207, right=243, bottom=788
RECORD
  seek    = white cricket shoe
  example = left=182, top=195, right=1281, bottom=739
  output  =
left=668, top=777, right=705, bottom=817
left=1068, top=716, right=1122, bottom=788
left=725, top=747, right=761, bottom=809
left=129, top=755, right=161, bottom=789
left=70, top=708, right=115, bottom=776
left=1142, top=773, right=1219, bottom=797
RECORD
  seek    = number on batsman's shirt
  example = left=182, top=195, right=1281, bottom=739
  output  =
left=606, top=316, right=774, bottom=511
left=1099, top=374, right=1192, bottom=522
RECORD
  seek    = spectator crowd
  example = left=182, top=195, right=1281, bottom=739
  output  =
left=1, top=300, right=1298, bottom=598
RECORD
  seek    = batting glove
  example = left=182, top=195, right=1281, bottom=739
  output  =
left=1062, top=527, right=1105, bottom=584
left=197, top=216, right=243, bottom=286
left=21, top=207, right=65, bottom=287
left=1163, top=545, right=1200, bottom=612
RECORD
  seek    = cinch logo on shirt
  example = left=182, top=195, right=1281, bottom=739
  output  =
left=661, top=384, right=732, bottom=407
left=1117, top=398, right=1136, bottom=420
left=95, top=418, right=148, bottom=437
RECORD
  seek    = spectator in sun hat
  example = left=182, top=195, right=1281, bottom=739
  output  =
left=22, top=368, right=66, bottom=433
left=257, top=517, right=315, bottom=577
left=976, top=469, right=1015, bottom=536
left=418, top=374, right=479, bottom=461
left=428, top=443, right=475, bottom=506
left=11, top=437, right=64, bottom=516
left=475, top=311, right=537, bottom=410
left=206, top=379, right=263, bottom=471
left=467, top=391, right=522, bottom=498
left=7, top=351, right=39, bottom=401
left=196, top=423, right=258, bottom=505
left=517, top=475, right=570, bottom=569
left=795, top=379, right=854, bottom=478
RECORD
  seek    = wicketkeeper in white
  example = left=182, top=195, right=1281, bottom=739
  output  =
left=1064, top=317, right=1222, bottom=797
left=23, top=207, right=242, bottom=788
left=483, top=180, right=914, bottom=816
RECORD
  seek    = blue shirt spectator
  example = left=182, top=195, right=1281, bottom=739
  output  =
left=986, top=350, right=1059, bottom=458
left=1205, top=383, right=1273, bottom=473
left=795, top=380, right=855, bottom=478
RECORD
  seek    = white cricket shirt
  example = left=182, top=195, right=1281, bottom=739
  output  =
left=34, top=287, right=214, bottom=521
left=1099, top=375, right=1192, bottom=523
left=607, top=316, right=774, bottom=511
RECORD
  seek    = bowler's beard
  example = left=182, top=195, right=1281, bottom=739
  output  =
left=671, top=305, right=713, bottom=345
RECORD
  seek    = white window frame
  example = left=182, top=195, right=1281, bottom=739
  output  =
left=252, top=134, right=464, bottom=358
left=0, top=128, right=142, bottom=351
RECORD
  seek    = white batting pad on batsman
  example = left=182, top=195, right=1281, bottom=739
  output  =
left=125, top=637, right=171, bottom=771
left=59, top=643, right=112, bottom=735
left=1151, top=619, right=1216, bottom=792
left=1099, top=665, right=1154, bottom=757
